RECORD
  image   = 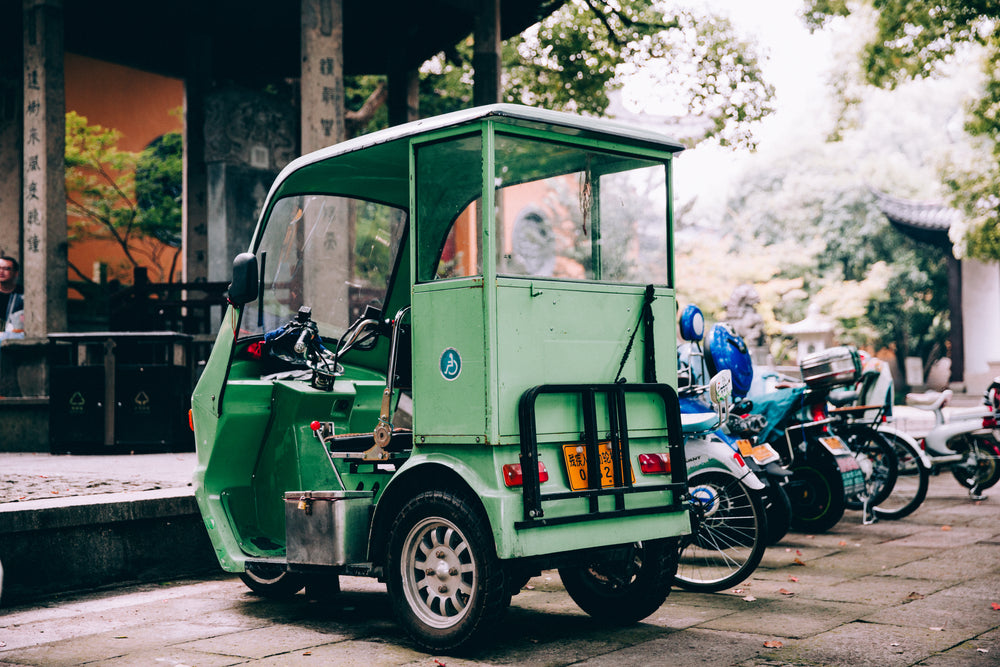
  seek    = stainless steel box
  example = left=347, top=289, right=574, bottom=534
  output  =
left=799, top=346, right=860, bottom=388
left=284, top=490, right=374, bottom=566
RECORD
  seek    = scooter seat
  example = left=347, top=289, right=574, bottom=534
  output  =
left=681, top=412, right=719, bottom=434
left=905, top=389, right=952, bottom=411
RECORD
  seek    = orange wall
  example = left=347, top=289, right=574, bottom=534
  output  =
left=64, top=53, right=184, bottom=287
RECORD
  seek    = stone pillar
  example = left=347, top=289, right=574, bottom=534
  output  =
left=182, top=34, right=211, bottom=283
left=301, top=0, right=349, bottom=324
left=0, top=2, right=23, bottom=259
left=21, top=0, right=66, bottom=336
left=473, top=0, right=501, bottom=106
left=301, top=0, right=345, bottom=153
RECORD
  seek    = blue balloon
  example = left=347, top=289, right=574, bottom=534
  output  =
left=678, top=305, right=705, bottom=342
left=707, top=323, right=753, bottom=398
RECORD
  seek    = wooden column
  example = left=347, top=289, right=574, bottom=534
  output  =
left=0, top=2, right=23, bottom=260
left=388, top=65, right=419, bottom=127
left=473, top=0, right=501, bottom=106
left=21, top=0, right=66, bottom=336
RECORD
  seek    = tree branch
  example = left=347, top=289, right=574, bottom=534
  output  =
left=346, top=81, right=389, bottom=136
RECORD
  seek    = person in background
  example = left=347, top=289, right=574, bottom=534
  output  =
left=0, top=256, right=24, bottom=338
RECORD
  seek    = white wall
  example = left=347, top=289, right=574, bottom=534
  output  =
left=962, top=258, right=1000, bottom=394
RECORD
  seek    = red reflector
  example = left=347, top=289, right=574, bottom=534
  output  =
left=733, top=451, right=747, bottom=468
left=638, top=453, right=671, bottom=474
left=188, top=409, right=194, bottom=432
left=984, top=416, right=997, bottom=429
left=502, top=462, right=548, bottom=487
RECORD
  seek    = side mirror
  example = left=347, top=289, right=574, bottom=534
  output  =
left=228, top=253, right=259, bottom=306
left=709, top=369, right=733, bottom=424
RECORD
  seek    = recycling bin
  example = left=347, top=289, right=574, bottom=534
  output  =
left=48, top=332, right=194, bottom=453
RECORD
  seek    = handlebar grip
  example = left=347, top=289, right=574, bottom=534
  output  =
left=294, top=329, right=309, bottom=354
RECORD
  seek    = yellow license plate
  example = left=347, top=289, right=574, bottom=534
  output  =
left=820, top=436, right=849, bottom=454
left=562, top=442, right=635, bottom=491
left=736, top=439, right=780, bottom=465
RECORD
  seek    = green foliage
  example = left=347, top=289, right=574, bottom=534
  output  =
left=64, top=111, right=181, bottom=283
left=415, top=0, right=775, bottom=148
left=802, top=0, right=1000, bottom=259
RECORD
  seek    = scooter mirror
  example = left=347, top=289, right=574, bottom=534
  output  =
left=709, top=369, right=733, bottom=424
left=229, top=253, right=259, bottom=306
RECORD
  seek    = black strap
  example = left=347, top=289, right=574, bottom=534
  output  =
left=615, top=285, right=656, bottom=384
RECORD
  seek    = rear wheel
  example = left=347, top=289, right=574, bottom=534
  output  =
left=673, top=471, right=767, bottom=592
left=871, top=431, right=929, bottom=520
left=786, top=447, right=846, bottom=533
left=559, top=538, right=678, bottom=623
left=386, top=490, right=508, bottom=652
left=951, top=435, right=1000, bottom=491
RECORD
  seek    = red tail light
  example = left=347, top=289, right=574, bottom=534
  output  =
left=638, top=453, right=671, bottom=474
left=984, top=416, right=997, bottom=429
left=503, top=462, right=548, bottom=487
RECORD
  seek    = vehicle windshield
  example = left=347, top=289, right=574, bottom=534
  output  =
left=240, top=194, right=407, bottom=339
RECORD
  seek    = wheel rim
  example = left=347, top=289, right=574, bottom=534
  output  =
left=400, top=516, right=476, bottom=629
left=676, top=475, right=762, bottom=587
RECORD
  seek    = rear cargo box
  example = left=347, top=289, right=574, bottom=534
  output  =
left=284, top=490, right=374, bottom=566
left=799, top=346, right=861, bottom=388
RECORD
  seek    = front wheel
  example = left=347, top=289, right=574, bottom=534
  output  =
left=786, top=447, right=846, bottom=533
left=386, top=490, right=508, bottom=652
left=673, top=471, right=768, bottom=592
left=559, top=538, right=678, bottom=623
left=842, top=425, right=898, bottom=511
left=872, top=431, right=929, bottom=520
left=239, top=563, right=305, bottom=599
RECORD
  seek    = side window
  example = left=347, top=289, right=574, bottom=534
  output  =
left=415, top=134, right=483, bottom=282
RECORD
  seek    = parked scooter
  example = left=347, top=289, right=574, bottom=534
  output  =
left=901, top=381, right=1000, bottom=500
left=673, top=370, right=769, bottom=592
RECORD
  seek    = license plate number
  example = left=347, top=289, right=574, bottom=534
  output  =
left=562, top=442, right=634, bottom=491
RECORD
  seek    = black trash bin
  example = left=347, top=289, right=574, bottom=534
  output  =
left=48, top=332, right=194, bottom=454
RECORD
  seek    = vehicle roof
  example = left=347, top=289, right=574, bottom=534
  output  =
left=265, top=104, right=684, bottom=210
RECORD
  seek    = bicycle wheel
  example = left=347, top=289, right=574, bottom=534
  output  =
left=673, top=471, right=767, bottom=592
left=871, top=429, right=929, bottom=520
left=840, top=424, right=897, bottom=511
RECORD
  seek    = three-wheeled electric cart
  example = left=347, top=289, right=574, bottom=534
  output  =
left=191, top=105, right=692, bottom=651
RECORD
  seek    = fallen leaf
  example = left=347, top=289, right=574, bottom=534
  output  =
left=763, top=640, right=783, bottom=648
left=302, top=651, right=312, bottom=656
left=732, top=588, right=745, bottom=595
left=796, top=550, right=803, bottom=555
left=977, top=648, right=990, bottom=653
left=941, top=525, right=952, bottom=531
left=792, top=558, right=806, bottom=566
left=113, top=636, right=128, bottom=639
left=435, top=660, right=447, bottom=667
left=838, top=541, right=847, bottom=546
left=779, top=588, right=795, bottom=596
left=525, top=585, right=535, bottom=590
left=991, top=602, right=1000, bottom=611
left=742, top=594, right=757, bottom=602
left=890, top=643, right=900, bottom=647
left=788, top=576, right=799, bottom=583
left=929, top=627, right=945, bottom=631
left=905, top=592, right=926, bottom=601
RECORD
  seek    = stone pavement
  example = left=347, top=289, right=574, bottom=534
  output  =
left=1, top=474, right=998, bottom=666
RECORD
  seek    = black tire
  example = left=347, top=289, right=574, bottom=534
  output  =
left=871, top=431, right=929, bottom=520
left=761, top=480, right=792, bottom=546
left=239, top=563, right=305, bottom=599
left=673, top=471, right=768, bottom=592
left=951, top=434, right=1000, bottom=491
left=786, top=446, right=846, bottom=533
left=841, top=425, right=898, bottom=511
left=386, top=490, right=508, bottom=652
left=559, top=537, right=678, bottom=623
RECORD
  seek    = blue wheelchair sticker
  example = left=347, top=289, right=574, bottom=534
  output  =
left=440, top=347, right=462, bottom=381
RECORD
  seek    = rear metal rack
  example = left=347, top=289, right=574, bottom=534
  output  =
left=516, top=382, right=687, bottom=529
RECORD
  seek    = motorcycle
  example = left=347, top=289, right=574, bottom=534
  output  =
left=899, top=380, right=1000, bottom=500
